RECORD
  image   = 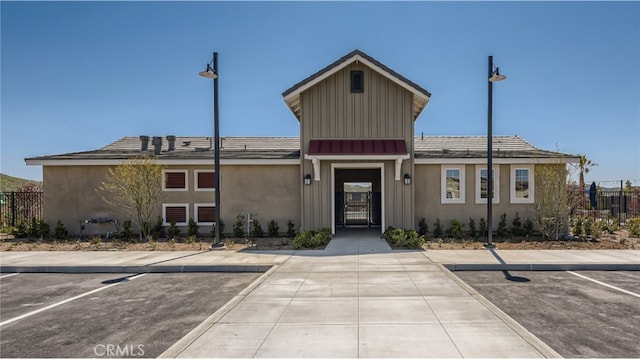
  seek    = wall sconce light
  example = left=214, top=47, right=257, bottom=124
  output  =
left=304, top=174, right=312, bottom=185
left=404, top=173, right=411, bottom=185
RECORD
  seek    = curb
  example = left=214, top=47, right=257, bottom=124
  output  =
left=0, top=265, right=273, bottom=274
left=444, top=263, right=640, bottom=271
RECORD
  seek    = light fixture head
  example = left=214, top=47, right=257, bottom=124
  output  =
left=489, top=67, right=506, bottom=82
left=403, top=173, right=411, bottom=185
left=199, top=64, right=218, bottom=79
left=304, top=174, right=312, bottom=185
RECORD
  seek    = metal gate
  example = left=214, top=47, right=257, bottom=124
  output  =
left=344, top=191, right=371, bottom=226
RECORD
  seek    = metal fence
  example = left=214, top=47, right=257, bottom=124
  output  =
left=0, top=192, right=44, bottom=228
left=575, top=189, right=640, bottom=224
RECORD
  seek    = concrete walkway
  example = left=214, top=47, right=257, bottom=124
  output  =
left=2, top=234, right=639, bottom=358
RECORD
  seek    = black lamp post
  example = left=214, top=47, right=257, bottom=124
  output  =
left=199, top=52, right=221, bottom=247
left=486, top=55, right=506, bottom=248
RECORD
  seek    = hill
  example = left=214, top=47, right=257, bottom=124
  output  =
left=0, top=173, right=40, bottom=192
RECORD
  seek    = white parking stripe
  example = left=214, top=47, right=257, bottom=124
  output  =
left=0, top=273, right=146, bottom=327
left=0, top=273, right=19, bottom=279
left=567, top=271, right=640, bottom=299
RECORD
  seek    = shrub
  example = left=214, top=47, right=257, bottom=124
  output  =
left=251, top=219, right=264, bottom=238
left=479, top=217, right=488, bottom=238
left=233, top=214, right=245, bottom=238
left=36, top=220, right=50, bottom=239
left=267, top=220, right=279, bottom=237
left=90, top=236, right=102, bottom=246
left=468, top=218, right=478, bottom=239
left=628, top=217, right=640, bottom=238
left=9, top=223, right=29, bottom=238
left=572, top=217, right=584, bottom=237
left=385, top=228, right=425, bottom=249
left=187, top=217, right=199, bottom=237
left=497, top=213, right=509, bottom=238
left=121, top=220, right=134, bottom=242
left=511, top=212, right=524, bottom=237
left=293, top=228, right=331, bottom=249
left=211, top=218, right=225, bottom=238
left=433, top=218, right=443, bottom=238
left=168, top=220, right=180, bottom=239
left=186, top=235, right=197, bottom=244
left=418, top=218, right=429, bottom=236
left=449, top=220, right=464, bottom=239
left=53, top=220, right=68, bottom=240
left=524, top=217, right=534, bottom=237
left=151, top=216, right=165, bottom=239
left=286, top=220, right=296, bottom=238
left=584, top=217, right=594, bottom=237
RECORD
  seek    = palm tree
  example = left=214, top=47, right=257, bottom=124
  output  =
left=578, top=155, right=597, bottom=210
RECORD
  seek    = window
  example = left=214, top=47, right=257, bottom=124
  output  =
left=195, top=170, right=216, bottom=191
left=351, top=70, right=364, bottom=93
left=195, top=203, right=216, bottom=225
left=163, top=170, right=188, bottom=191
left=511, top=165, right=534, bottom=203
left=163, top=204, right=188, bottom=225
left=441, top=166, right=465, bottom=204
left=475, top=165, right=500, bottom=204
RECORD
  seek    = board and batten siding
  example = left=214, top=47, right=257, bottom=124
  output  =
left=299, top=62, right=417, bottom=231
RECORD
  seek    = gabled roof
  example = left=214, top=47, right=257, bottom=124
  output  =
left=282, top=49, right=432, bottom=121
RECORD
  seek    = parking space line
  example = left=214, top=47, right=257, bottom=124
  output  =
left=567, top=271, right=640, bottom=299
left=0, top=273, right=146, bottom=327
left=0, top=273, right=19, bottom=279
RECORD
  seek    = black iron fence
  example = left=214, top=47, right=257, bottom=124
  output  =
left=0, top=192, right=44, bottom=228
left=575, top=189, right=640, bottom=223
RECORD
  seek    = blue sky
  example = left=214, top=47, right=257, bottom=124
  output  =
left=1, top=1, right=639, bottom=185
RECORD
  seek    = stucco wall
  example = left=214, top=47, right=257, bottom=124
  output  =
left=414, top=163, right=537, bottom=231
left=42, top=164, right=300, bottom=236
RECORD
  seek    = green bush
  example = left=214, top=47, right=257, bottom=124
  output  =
left=479, top=217, right=488, bottom=238
left=121, top=220, right=135, bottom=242
left=572, top=217, right=584, bottom=237
left=251, top=219, right=264, bottom=238
left=293, top=228, right=331, bottom=249
left=628, top=217, right=640, bottom=237
left=418, top=218, right=429, bottom=236
left=233, top=214, right=245, bottom=238
left=267, top=220, right=279, bottom=237
left=53, top=220, right=68, bottom=240
left=432, top=218, right=443, bottom=238
left=187, top=218, right=199, bottom=237
left=468, top=218, right=478, bottom=239
left=524, top=217, right=534, bottom=236
left=497, top=213, right=509, bottom=238
left=286, top=220, right=296, bottom=238
left=211, top=218, right=225, bottom=238
left=511, top=212, right=524, bottom=237
left=448, top=220, right=464, bottom=239
left=151, top=216, right=165, bottom=239
left=167, top=219, right=180, bottom=239
left=385, top=228, right=425, bottom=249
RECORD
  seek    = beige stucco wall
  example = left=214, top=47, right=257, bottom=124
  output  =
left=299, top=61, right=416, bottom=232
left=414, top=163, right=537, bottom=231
left=42, top=164, right=300, bottom=236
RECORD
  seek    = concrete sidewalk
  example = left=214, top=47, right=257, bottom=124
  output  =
left=1, top=238, right=638, bottom=358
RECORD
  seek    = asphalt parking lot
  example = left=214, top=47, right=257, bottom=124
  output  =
left=0, top=272, right=261, bottom=358
left=455, top=270, right=640, bottom=358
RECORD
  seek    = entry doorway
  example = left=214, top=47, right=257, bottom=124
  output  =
left=334, top=167, right=382, bottom=229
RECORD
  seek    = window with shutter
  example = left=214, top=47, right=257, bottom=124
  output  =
left=163, top=170, right=188, bottom=191
left=163, top=204, right=188, bottom=225
left=195, top=170, right=216, bottom=191
left=195, top=204, right=216, bottom=224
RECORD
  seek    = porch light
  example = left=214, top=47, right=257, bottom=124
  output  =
left=404, top=173, right=411, bottom=185
left=304, top=174, right=312, bottom=185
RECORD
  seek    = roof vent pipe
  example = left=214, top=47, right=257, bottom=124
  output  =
left=152, top=136, right=163, bottom=155
left=139, top=135, right=150, bottom=151
left=166, top=135, right=176, bottom=151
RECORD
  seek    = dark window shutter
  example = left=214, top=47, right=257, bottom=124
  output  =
left=198, top=172, right=216, bottom=189
left=165, top=172, right=186, bottom=189
left=165, top=206, right=186, bottom=223
left=197, top=206, right=216, bottom=223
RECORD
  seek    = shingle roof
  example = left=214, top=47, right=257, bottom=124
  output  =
left=26, top=135, right=576, bottom=163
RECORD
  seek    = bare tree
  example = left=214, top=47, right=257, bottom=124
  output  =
left=532, top=163, right=578, bottom=240
left=99, top=155, right=164, bottom=240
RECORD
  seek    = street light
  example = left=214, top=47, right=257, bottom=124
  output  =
left=200, top=52, right=221, bottom=247
left=486, top=55, right=506, bottom=248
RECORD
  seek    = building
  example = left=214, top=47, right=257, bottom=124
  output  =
left=26, top=50, right=578, bottom=236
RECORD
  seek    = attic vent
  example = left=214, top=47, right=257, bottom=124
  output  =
left=139, top=135, right=150, bottom=151
left=351, top=70, right=364, bottom=93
